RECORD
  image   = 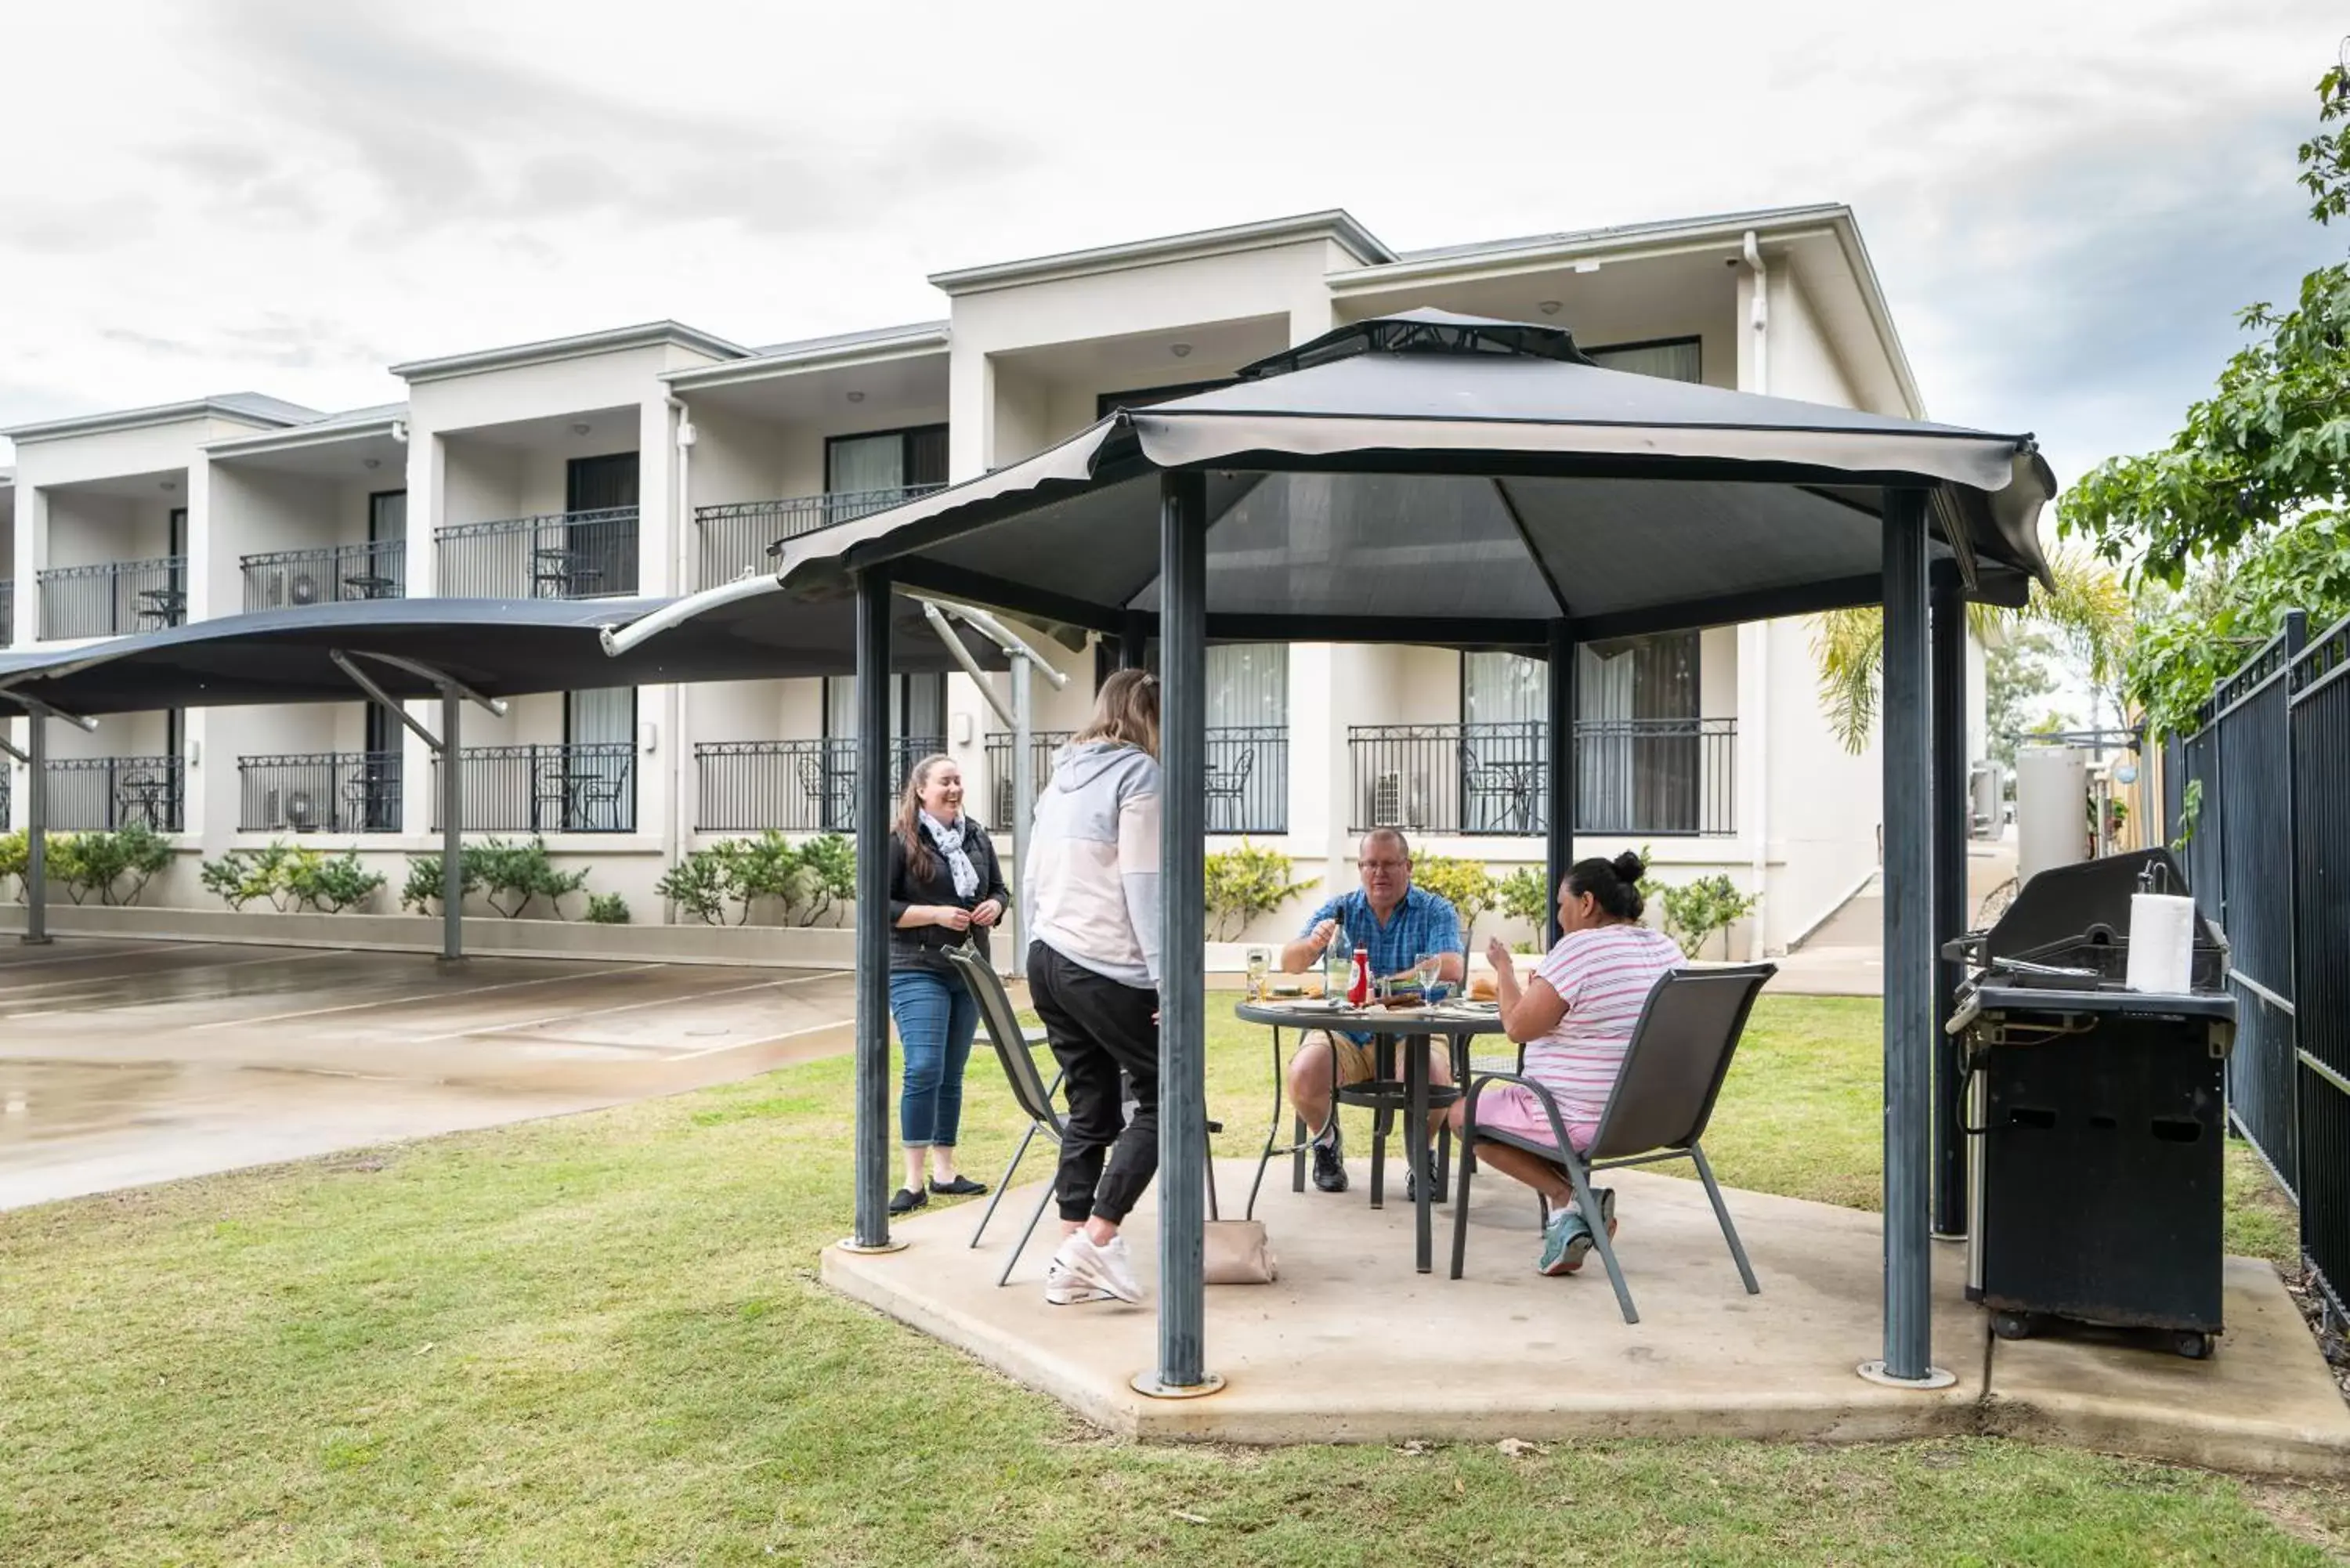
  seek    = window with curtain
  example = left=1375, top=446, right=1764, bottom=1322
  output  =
left=563, top=687, right=637, bottom=832
left=826, top=425, right=948, bottom=515
left=1585, top=338, right=1702, bottom=383
left=1460, top=637, right=1701, bottom=832
left=1206, top=644, right=1286, bottom=729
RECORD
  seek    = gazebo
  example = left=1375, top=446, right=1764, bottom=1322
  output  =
left=610, top=309, right=2055, bottom=1393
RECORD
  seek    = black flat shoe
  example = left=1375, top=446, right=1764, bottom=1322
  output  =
left=928, top=1176, right=988, bottom=1197
left=888, top=1187, right=927, bottom=1215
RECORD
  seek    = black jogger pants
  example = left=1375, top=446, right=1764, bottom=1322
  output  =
left=1028, top=942, right=1159, bottom=1225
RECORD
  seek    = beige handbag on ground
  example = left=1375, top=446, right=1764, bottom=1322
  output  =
left=1202, top=1219, right=1278, bottom=1284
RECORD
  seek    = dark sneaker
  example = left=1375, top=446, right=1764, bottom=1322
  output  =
left=888, top=1187, right=927, bottom=1216
left=1311, top=1127, right=1349, bottom=1193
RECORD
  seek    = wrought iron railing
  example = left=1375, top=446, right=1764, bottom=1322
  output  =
left=237, top=752, right=403, bottom=833
left=38, top=557, right=187, bottom=640
left=428, top=742, right=635, bottom=833
left=1348, top=718, right=1736, bottom=836
left=241, top=541, right=407, bottom=612
left=692, top=485, right=945, bottom=590
left=982, top=729, right=1076, bottom=831
left=433, top=508, right=639, bottom=599
left=0, top=579, right=13, bottom=646
left=45, top=756, right=184, bottom=833
left=692, top=735, right=945, bottom=833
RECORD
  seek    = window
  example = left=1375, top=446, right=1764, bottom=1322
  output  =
left=823, top=673, right=948, bottom=748
left=1460, top=635, right=1702, bottom=832
left=826, top=425, right=948, bottom=499
left=563, top=686, right=638, bottom=832
left=1207, top=644, right=1286, bottom=730
left=1585, top=337, right=1701, bottom=383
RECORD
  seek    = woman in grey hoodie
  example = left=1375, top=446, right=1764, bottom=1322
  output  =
left=1024, top=668, right=1162, bottom=1306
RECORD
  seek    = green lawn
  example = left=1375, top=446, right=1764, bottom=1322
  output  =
left=0, top=995, right=2338, bottom=1565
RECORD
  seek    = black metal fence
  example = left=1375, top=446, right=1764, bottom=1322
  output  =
left=692, top=736, right=942, bottom=833
left=982, top=730, right=1076, bottom=831
left=435, top=508, right=638, bottom=599
left=1, top=578, right=13, bottom=646
left=693, top=485, right=943, bottom=590
left=38, top=558, right=187, bottom=639
left=2171, top=609, right=2350, bottom=1323
left=238, top=753, right=403, bottom=833
left=46, top=756, right=184, bottom=832
left=241, top=540, right=407, bottom=612
left=429, top=742, right=634, bottom=833
left=1348, top=718, right=1736, bottom=836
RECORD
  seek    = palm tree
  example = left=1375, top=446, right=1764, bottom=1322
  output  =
left=1808, top=548, right=2134, bottom=754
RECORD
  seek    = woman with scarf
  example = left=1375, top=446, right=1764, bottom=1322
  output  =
left=885, top=753, right=1010, bottom=1215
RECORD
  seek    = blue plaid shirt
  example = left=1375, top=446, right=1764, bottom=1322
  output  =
left=1300, top=887, right=1462, bottom=1042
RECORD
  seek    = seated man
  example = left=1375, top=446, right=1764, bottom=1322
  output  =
left=1278, top=828, right=1465, bottom=1193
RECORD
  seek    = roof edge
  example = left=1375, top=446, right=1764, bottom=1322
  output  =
left=3, top=396, right=313, bottom=445
left=390, top=320, right=749, bottom=384
left=1328, top=204, right=1854, bottom=291
left=662, top=323, right=951, bottom=388
left=204, top=413, right=407, bottom=459
left=929, top=210, right=1394, bottom=296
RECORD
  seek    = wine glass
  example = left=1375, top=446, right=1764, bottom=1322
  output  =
left=1416, top=950, right=1444, bottom=999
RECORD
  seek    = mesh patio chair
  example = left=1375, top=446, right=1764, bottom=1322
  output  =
left=945, top=941, right=1218, bottom=1287
left=1449, top=962, right=1776, bottom=1324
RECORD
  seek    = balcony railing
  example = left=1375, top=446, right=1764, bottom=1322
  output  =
left=692, top=736, right=944, bottom=833
left=38, top=558, right=187, bottom=640
left=429, top=742, right=635, bottom=833
left=434, top=508, right=639, bottom=599
left=982, top=729, right=1076, bottom=831
left=1348, top=718, right=1737, bottom=837
left=46, top=756, right=184, bottom=833
left=241, top=541, right=407, bottom=613
left=1, top=579, right=13, bottom=645
left=238, top=753, right=403, bottom=833
left=692, top=485, right=945, bottom=590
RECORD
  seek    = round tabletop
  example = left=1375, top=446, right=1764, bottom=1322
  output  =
left=1232, top=999, right=1512, bottom=1036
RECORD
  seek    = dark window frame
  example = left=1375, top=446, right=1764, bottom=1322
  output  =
left=1581, top=334, right=1703, bottom=379
left=824, top=423, right=949, bottom=494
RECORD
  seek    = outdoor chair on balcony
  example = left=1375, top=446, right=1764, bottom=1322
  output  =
left=136, top=588, right=187, bottom=630
left=343, top=765, right=399, bottom=833
left=946, top=941, right=1220, bottom=1287
left=572, top=757, right=631, bottom=832
left=1449, top=962, right=1775, bottom=1324
left=1203, top=747, right=1253, bottom=828
left=1459, top=739, right=1538, bottom=834
left=796, top=753, right=856, bottom=832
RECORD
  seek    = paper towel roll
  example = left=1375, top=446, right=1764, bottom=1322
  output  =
left=2126, top=893, right=2196, bottom=993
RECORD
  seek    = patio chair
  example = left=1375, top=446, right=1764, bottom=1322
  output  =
left=1448, top=962, right=1776, bottom=1324
left=1202, top=748, right=1253, bottom=831
left=572, top=756, right=631, bottom=831
left=945, top=941, right=1219, bottom=1287
left=1458, top=739, right=1520, bottom=833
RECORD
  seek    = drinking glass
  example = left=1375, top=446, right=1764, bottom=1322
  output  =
left=1416, top=951, right=1444, bottom=990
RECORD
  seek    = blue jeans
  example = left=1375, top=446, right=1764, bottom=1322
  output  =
left=891, top=968, right=979, bottom=1147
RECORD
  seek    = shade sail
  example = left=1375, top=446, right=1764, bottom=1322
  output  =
left=750, top=309, right=2055, bottom=645
left=0, top=591, right=1002, bottom=717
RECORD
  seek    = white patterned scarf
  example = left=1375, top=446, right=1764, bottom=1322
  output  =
left=921, top=809, right=981, bottom=900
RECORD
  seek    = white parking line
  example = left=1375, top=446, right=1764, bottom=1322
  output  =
left=4, top=948, right=345, bottom=1015
left=398, top=970, right=838, bottom=1046
left=0, top=941, right=225, bottom=974
left=184, top=963, right=663, bottom=1032
left=670, top=1015, right=853, bottom=1060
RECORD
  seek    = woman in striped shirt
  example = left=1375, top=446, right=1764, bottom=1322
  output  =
left=1448, top=851, right=1683, bottom=1277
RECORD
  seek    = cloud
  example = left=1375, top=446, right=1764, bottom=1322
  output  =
left=5, top=195, right=158, bottom=255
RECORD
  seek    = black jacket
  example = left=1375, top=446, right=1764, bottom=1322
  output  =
left=886, top=817, right=1011, bottom=976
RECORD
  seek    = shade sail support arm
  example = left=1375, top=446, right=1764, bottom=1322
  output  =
left=329, top=652, right=444, bottom=753
left=334, top=651, right=508, bottom=719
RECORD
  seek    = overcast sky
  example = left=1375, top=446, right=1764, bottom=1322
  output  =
left=2, top=0, right=2341, bottom=493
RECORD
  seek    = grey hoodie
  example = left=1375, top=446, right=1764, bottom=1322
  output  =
left=1023, top=741, right=1161, bottom=990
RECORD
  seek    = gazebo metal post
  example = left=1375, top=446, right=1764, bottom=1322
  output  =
left=19, top=714, right=49, bottom=946
left=1866, top=486, right=1953, bottom=1388
left=1929, top=564, right=1969, bottom=1237
left=1545, top=620, right=1578, bottom=946
left=1009, top=654, right=1036, bottom=973
left=1119, top=612, right=1149, bottom=672
left=846, top=565, right=903, bottom=1254
left=1140, top=468, right=1219, bottom=1397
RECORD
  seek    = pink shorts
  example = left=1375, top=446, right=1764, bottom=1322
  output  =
left=1473, top=1084, right=1596, bottom=1153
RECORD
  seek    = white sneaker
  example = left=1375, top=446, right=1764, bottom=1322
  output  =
left=1044, top=1259, right=1114, bottom=1306
left=1050, top=1230, right=1144, bottom=1303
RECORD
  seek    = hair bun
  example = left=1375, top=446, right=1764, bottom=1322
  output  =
left=1611, top=851, right=1646, bottom=883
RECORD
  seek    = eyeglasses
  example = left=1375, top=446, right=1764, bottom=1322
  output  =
left=1361, top=860, right=1409, bottom=872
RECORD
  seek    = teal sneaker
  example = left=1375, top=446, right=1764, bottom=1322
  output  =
left=1537, top=1189, right=1618, bottom=1277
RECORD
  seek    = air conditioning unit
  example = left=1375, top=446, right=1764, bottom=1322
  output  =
left=285, top=789, right=319, bottom=832
left=288, top=571, right=323, bottom=607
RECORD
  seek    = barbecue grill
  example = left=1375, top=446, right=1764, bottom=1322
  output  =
left=1945, top=848, right=2237, bottom=1358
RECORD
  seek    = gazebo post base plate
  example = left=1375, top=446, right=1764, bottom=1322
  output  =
left=836, top=1237, right=910, bottom=1256
left=1855, top=1358, right=1958, bottom=1390
left=1131, top=1370, right=1227, bottom=1400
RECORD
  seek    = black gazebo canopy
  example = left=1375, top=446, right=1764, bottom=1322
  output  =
left=642, top=308, right=2055, bottom=1396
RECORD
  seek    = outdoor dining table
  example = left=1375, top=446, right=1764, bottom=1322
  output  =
left=1234, top=995, right=1512, bottom=1274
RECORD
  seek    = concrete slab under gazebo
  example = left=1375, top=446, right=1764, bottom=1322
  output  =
left=614, top=307, right=2058, bottom=1394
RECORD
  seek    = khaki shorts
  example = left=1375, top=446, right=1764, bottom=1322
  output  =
left=1303, top=1029, right=1446, bottom=1087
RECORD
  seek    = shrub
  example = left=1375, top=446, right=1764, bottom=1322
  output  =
left=656, top=849, right=732, bottom=926
left=1496, top=865, right=1549, bottom=932
left=795, top=833, right=856, bottom=926
left=1412, top=854, right=1495, bottom=945
left=472, top=838, right=588, bottom=919
left=0, top=831, right=27, bottom=901
left=284, top=849, right=386, bottom=914
left=1202, top=840, right=1318, bottom=941
left=659, top=832, right=847, bottom=927
left=585, top=893, right=631, bottom=924
left=52, top=824, right=174, bottom=907
left=201, top=847, right=285, bottom=911
left=1658, top=873, right=1759, bottom=960
left=401, top=850, right=480, bottom=916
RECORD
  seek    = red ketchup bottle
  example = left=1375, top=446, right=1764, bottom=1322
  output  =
left=1347, top=945, right=1372, bottom=1006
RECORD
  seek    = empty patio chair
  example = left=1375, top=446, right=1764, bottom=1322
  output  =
left=945, top=941, right=1220, bottom=1287
left=1448, top=962, right=1775, bottom=1324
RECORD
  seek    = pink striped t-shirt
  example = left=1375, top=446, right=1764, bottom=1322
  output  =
left=1524, top=924, right=1684, bottom=1124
